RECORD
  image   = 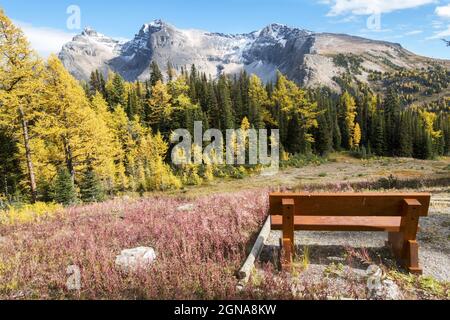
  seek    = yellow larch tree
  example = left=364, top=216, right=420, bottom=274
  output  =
left=0, top=10, right=44, bottom=202
left=147, top=80, right=172, bottom=126
left=353, top=123, right=362, bottom=148
left=38, top=55, right=119, bottom=190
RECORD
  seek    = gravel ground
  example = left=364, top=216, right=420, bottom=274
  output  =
left=261, top=203, right=450, bottom=283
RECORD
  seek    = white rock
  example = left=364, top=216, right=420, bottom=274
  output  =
left=177, top=204, right=195, bottom=212
left=115, top=247, right=156, bottom=273
left=382, top=279, right=402, bottom=300
left=366, top=265, right=402, bottom=300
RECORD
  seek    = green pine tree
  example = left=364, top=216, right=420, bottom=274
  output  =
left=315, top=113, right=333, bottom=156
left=107, top=73, right=126, bottom=109
left=398, top=112, right=413, bottom=157
left=53, top=168, right=78, bottom=206
left=150, top=61, right=163, bottom=86
left=80, top=166, right=105, bottom=203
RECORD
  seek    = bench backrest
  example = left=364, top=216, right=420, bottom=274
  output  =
left=269, top=192, right=431, bottom=217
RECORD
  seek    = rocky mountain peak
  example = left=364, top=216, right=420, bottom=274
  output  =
left=259, top=23, right=311, bottom=39
left=81, top=26, right=100, bottom=37
left=140, top=19, right=172, bottom=34
left=59, top=20, right=443, bottom=91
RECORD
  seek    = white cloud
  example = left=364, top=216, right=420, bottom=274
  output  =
left=405, top=30, right=424, bottom=35
left=13, top=20, right=75, bottom=57
left=427, top=24, right=450, bottom=39
left=321, top=0, right=436, bottom=16
left=435, top=4, right=450, bottom=18
left=432, top=20, right=444, bottom=28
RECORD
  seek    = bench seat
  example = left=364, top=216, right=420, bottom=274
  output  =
left=271, top=215, right=402, bottom=232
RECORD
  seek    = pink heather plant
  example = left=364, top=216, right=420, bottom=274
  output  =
left=0, top=191, right=296, bottom=300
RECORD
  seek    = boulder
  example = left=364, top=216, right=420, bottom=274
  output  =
left=115, top=247, right=156, bottom=273
left=0, top=236, right=7, bottom=246
left=177, top=204, right=195, bottom=212
left=366, top=265, right=402, bottom=300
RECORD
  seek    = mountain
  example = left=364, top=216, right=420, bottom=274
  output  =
left=59, top=20, right=448, bottom=91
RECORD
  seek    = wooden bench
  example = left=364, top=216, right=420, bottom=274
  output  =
left=269, top=192, right=431, bottom=274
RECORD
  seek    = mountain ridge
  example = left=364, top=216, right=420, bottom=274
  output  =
left=59, top=19, right=449, bottom=91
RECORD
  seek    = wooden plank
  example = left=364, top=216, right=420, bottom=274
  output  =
left=401, top=199, right=421, bottom=241
left=237, top=216, right=272, bottom=285
left=271, top=215, right=402, bottom=232
left=269, top=193, right=431, bottom=217
left=407, top=240, right=422, bottom=275
left=281, top=238, right=293, bottom=271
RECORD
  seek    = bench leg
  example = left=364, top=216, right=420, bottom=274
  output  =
left=281, top=198, right=295, bottom=272
left=281, top=238, right=293, bottom=271
left=406, top=240, right=422, bottom=275
left=388, top=231, right=404, bottom=258
left=387, top=233, right=422, bottom=275
left=387, top=199, right=423, bottom=275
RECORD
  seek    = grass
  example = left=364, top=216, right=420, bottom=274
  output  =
left=323, top=263, right=345, bottom=279
left=294, top=174, right=450, bottom=193
left=388, top=271, right=450, bottom=299
left=301, top=246, right=310, bottom=270
left=280, top=153, right=327, bottom=169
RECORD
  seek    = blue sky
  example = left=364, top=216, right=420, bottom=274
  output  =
left=1, top=0, right=450, bottom=59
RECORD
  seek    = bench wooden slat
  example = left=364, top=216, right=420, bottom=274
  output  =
left=269, top=193, right=431, bottom=217
left=271, top=215, right=402, bottom=232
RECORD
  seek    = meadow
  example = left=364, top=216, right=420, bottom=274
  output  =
left=1, top=156, right=449, bottom=300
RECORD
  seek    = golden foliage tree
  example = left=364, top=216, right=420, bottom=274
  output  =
left=38, top=56, right=120, bottom=190
left=0, top=10, right=44, bottom=202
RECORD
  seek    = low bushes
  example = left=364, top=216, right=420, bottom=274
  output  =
left=0, top=191, right=271, bottom=299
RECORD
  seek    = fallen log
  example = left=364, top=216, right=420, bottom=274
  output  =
left=237, top=216, right=272, bottom=286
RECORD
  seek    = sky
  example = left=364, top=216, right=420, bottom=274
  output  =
left=1, top=0, right=450, bottom=59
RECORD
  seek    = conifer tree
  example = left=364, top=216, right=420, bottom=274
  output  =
left=372, top=112, right=386, bottom=156
left=167, top=61, right=176, bottom=82
left=80, top=165, right=104, bottom=203
left=398, top=112, right=413, bottom=157
left=53, top=167, right=78, bottom=206
left=0, top=130, right=20, bottom=200
left=0, top=10, right=44, bottom=202
left=384, top=88, right=401, bottom=155
left=333, top=118, right=342, bottom=151
left=41, top=56, right=119, bottom=187
left=89, top=70, right=106, bottom=97
left=106, top=72, right=126, bottom=109
left=338, top=91, right=357, bottom=149
left=248, top=74, right=269, bottom=129
left=353, top=123, right=362, bottom=149
left=150, top=61, right=163, bottom=86
left=217, top=75, right=235, bottom=131
left=315, top=113, right=333, bottom=156
left=272, top=73, right=319, bottom=154
left=147, top=80, right=172, bottom=130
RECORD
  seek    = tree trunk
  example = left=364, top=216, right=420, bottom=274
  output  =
left=63, top=137, right=76, bottom=183
left=19, top=107, right=37, bottom=203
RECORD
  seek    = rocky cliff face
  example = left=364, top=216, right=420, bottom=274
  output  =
left=59, top=20, right=443, bottom=90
